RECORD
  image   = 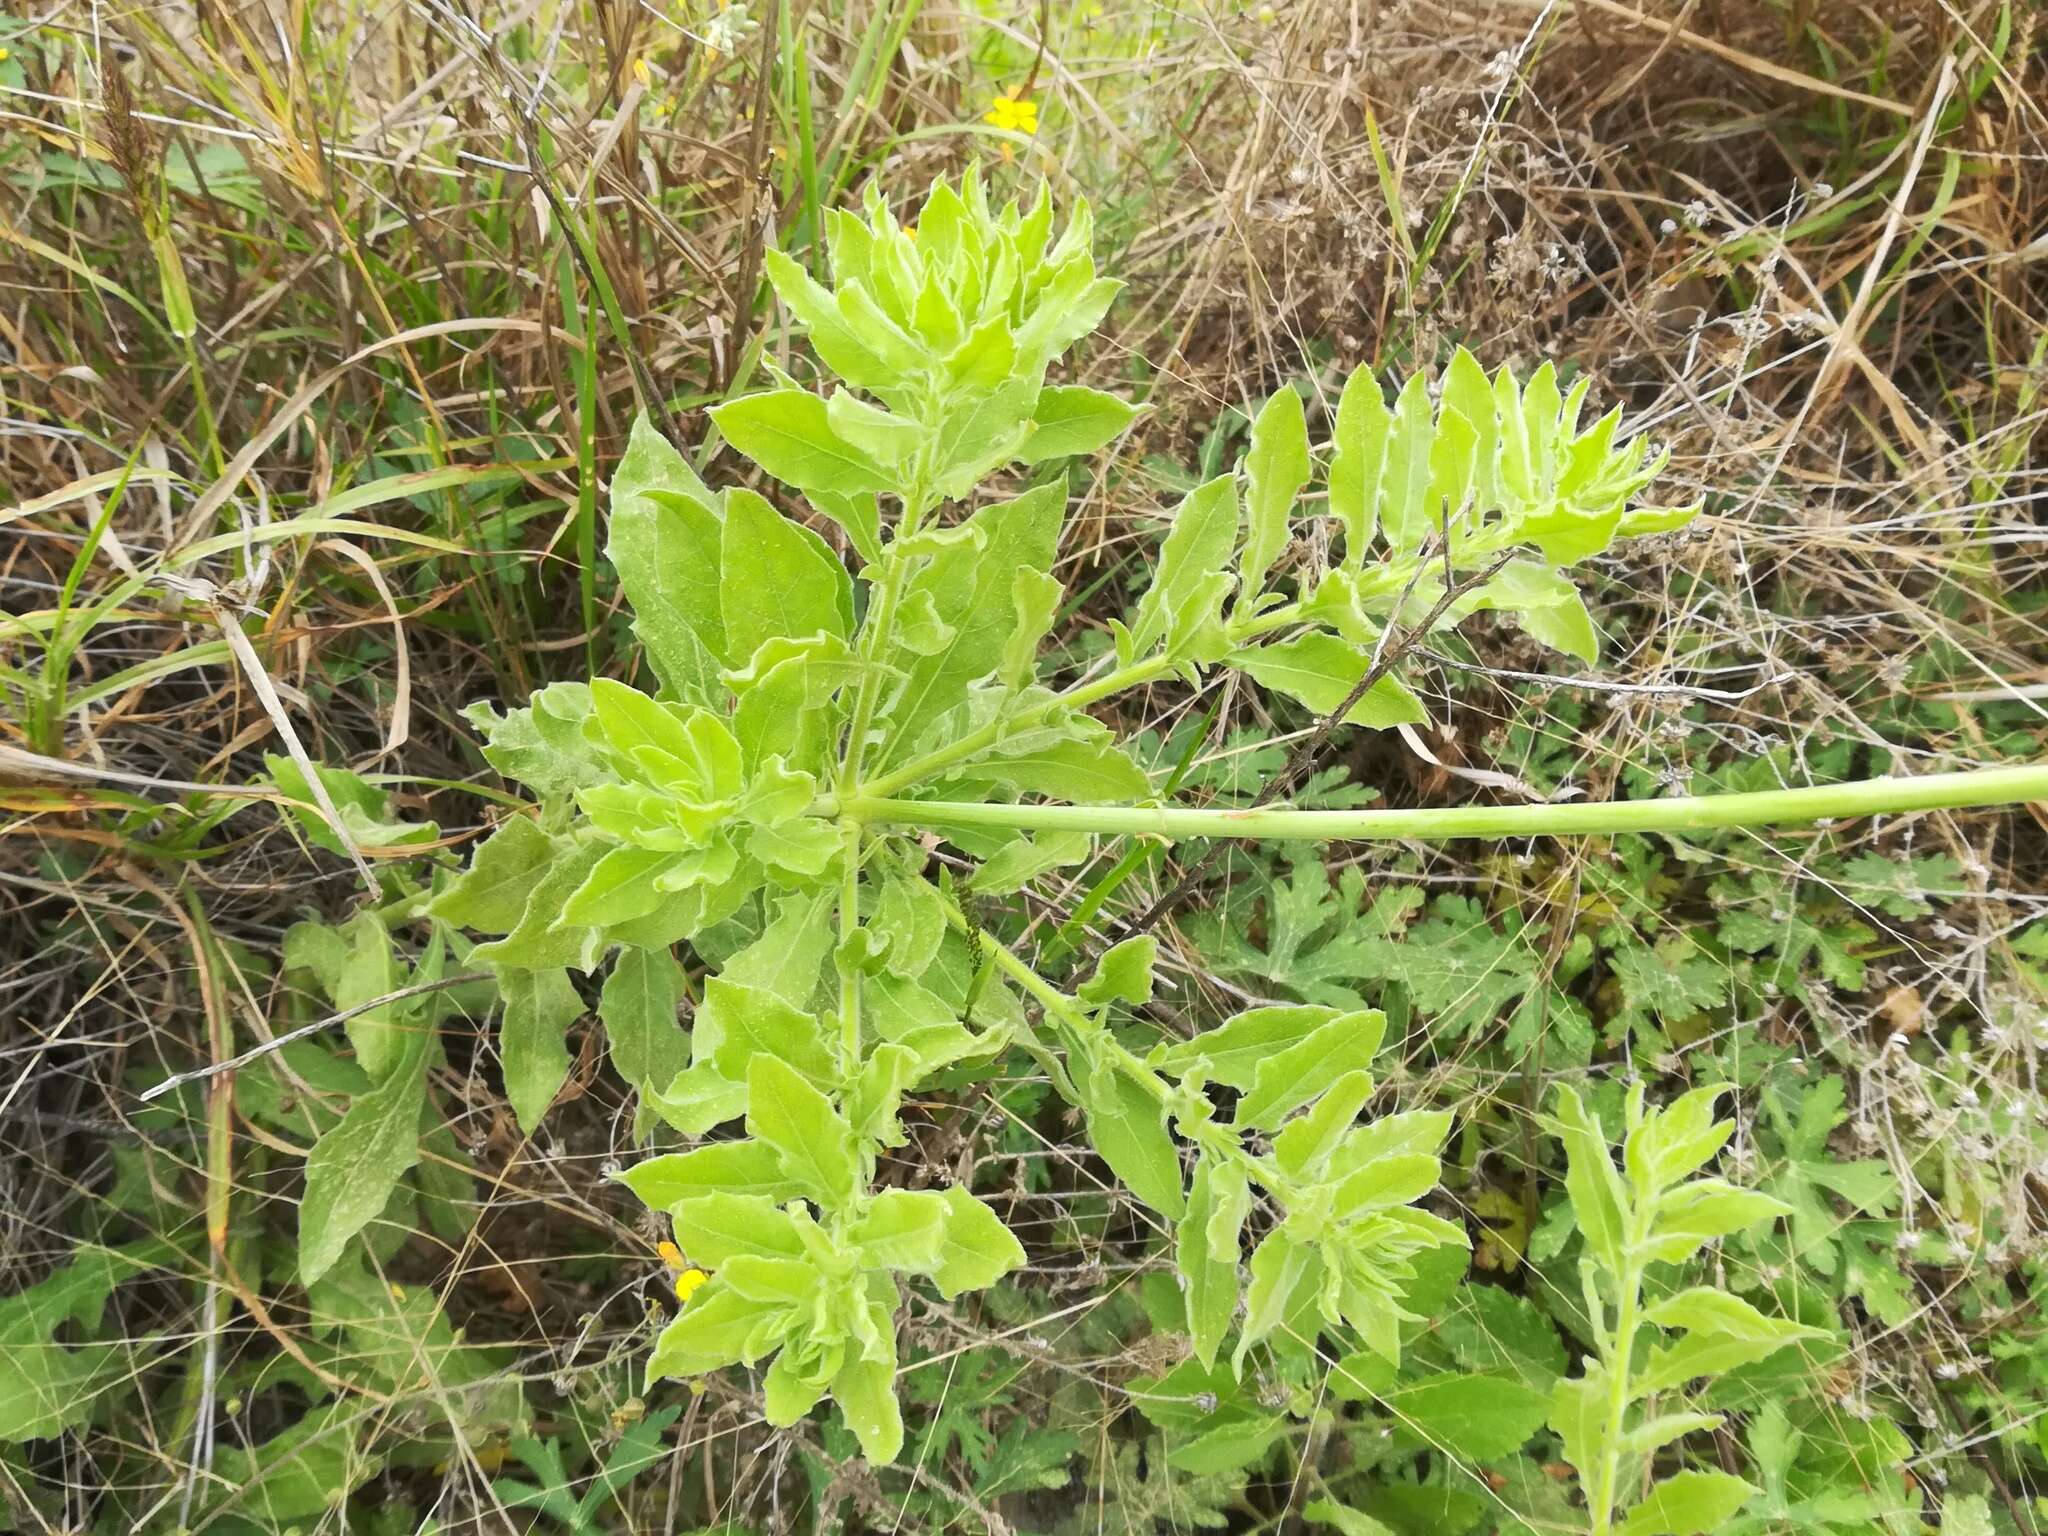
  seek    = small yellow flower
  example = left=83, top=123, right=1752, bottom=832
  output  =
left=656, top=1239, right=686, bottom=1269
left=674, top=1267, right=709, bottom=1304
left=902, top=223, right=918, bottom=241
left=632, top=56, right=652, bottom=88
left=0, top=48, right=12, bottom=63
left=983, top=92, right=1038, bottom=136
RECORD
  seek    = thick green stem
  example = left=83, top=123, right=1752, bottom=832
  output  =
left=841, top=763, right=2048, bottom=844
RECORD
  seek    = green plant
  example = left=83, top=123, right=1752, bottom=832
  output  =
left=278, top=172, right=2047, bottom=1489
left=1546, top=1084, right=1822, bottom=1536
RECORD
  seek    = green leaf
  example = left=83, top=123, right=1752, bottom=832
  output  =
left=1235, top=1009, right=1385, bottom=1129
left=847, top=1189, right=949, bottom=1271
left=832, top=1357, right=905, bottom=1463
left=330, top=910, right=406, bottom=1082
left=1241, top=387, right=1309, bottom=606
left=263, top=754, right=438, bottom=857
left=1226, top=632, right=1426, bottom=729
left=930, top=1185, right=1026, bottom=1298
left=720, top=487, right=853, bottom=662
left=762, top=1348, right=829, bottom=1427
left=710, top=389, right=893, bottom=496
left=299, top=1025, right=430, bottom=1284
left=671, top=1194, right=804, bottom=1265
left=1441, top=348, right=1498, bottom=510
left=1549, top=1084, right=1629, bottom=1274
left=645, top=1282, right=789, bottom=1379
left=698, top=976, right=834, bottom=1086
left=1160, top=1004, right=1340, bottom=1088
left=430, top=815, right=554, bottom=934
left=999, top=567, right=1063, bottom=689
left=1436, top=1283, right=1566, bottom=1386
left=1079, top=935, right=1157, bottom=1008
left=825, top=388, right=924, bottom=465
left=746, top=1055, right=858, bottom=1209
left=1618, top=1470, right=1757, bottom=1536
left=1081, top=1057, right=1185, bottom=1218
left=1329, top=369, right=1391, bottom=560
left=607, top=414, right=728, bottom=697
left=616, top=1141, right=802, bottom=1208
left=462, top=683, right=606, bottom=800
left=1271, top=1069, right=1375, bottom=1178
left=498, top=967, right=581, bottom=1133
left=599, top=945, right=687, bottom=1097
left=1130, top=474, right=1238, bottom=660
left=762, top=248, right=897, bottom=391
left=560, top=846, right=681, bottom=928
left=1633, top=1291, right=1819, bottom=1394
left=1380, top=1372, right=1548, bottom=1460
left=1018, top=384, right=1139, bottom=464
left=1178, top=1157, right=1244, bottom=1369
left=1304, top=1498, right=1398, bottom=1536
left=966, top=827, right=1092, bottom=896
left=1640, top=1180, right=1791, bottom=1265
left=942, top=719, right=1152, bottom=804
left=880, top=484, right=1063, bottom=766
left=468, top=840, right=607, bottom=973
left=1471, top=558, right=1600, bottom=664
left=1235, top=1228, right=1313, bottom=1368
left=1351, top=1485, right=1488, bottom=1536
left=1379, top=373, right=1436, bottom=550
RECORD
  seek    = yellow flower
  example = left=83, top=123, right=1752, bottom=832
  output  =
left=632, top=56, right=652, bottom=88
left=983, top=92, right=1038, bottom=136
left=902, top=223, right=918, bottom=241
left=658, top=1239, right=710, bottom=1303
left=0, top=48, right=11, bottom=63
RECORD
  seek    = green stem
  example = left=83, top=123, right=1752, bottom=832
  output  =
left=840, top=549, right=913, bottom=794
left=837, top=818, right=862, bottom=1078
left=1591, top=1257, right=1644, bottom=1536
left=841, top=763, right=2048, bottom=844
left=954, top=911, right=1281, bottom=1192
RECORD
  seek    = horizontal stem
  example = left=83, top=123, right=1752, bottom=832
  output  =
left=841, top=763, right=2048, bottom=844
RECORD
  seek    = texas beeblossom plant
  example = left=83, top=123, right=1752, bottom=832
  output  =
left=310, top=170, right=1811, bottom=1475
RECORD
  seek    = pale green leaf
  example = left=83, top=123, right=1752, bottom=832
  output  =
left=930, top=1185, right=1026, bottom=1298
left=710, top=389, right=893, bottom=496
left=1618, top=1470, right=1757, bottom=1536
left=720, top=487, right=853, bottom=663
left=1240, top=386, right=1309, bottom=604
left=1018, top=384, right=1138, bottom=464
left=599, top=945, right=687, bottom=1097
left=498, top=967, right=581, bottom=1133
left=1225, top=633, right=1426, bottom=729
left=747, top=1055, right=858, bottom=1209
left=299, top=1027, right=430, bottom=1284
